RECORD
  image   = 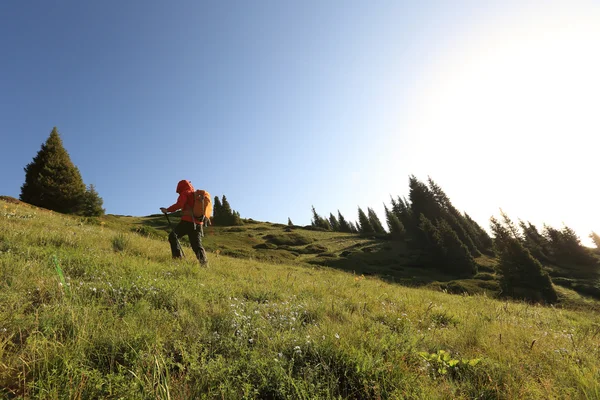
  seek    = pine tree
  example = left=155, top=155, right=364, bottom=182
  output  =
left=311, top=206, right=331, bottom=230
left=232, top=210, right=243, bottom=226
left=409, top=175, right=442, bottom=223
left=337, top=210, right=352, bottom=233
left=396, top=195, right=417, bottom=238
left=464, top=212, right=493, bottom=252
left=544, top=225, right=597, bottom=266
left=328, top=213, right=340, bottom=232
left=221, top=195, right=234, bottom=225
left=427, top=177, right=481, bottom=256
left=491, top=215, right=557, bottom=303
left=357, top=207, right=374, bottom=234
left=418, top=214, right=446, bottom=265
left=288, top=217, right=294, bottom=226
left=443, top=212, right=481, bottom=257
left=384, top=204, right=405, bottom=240
left=519, top=221, right=551, bottom=263
left=79, top=184, right=105, bottom=217
left=349, top=221, right=359, bottom=234
left=213, top=196, right=223, bottom=225
left=590, top=232, right=600, bottom=253
left=20, top=127, right=86, bottom=214
left=367, top=208, right=386, bottom=234
left=437, top=219, right=477, bottom=276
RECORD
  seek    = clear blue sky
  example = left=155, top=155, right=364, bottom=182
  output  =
left=1, top=1, right=598, bottom=244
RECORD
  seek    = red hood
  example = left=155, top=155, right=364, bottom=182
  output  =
left=176, top=180, right=194, bottom=194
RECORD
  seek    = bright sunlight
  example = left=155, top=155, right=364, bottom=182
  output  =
left=405, top=3, right=600, bottom=245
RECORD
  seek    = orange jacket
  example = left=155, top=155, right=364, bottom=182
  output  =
left=166, top=180, right=195, bottom=223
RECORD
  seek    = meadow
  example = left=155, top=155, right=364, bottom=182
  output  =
left=1, top=198, right=599, bottom=399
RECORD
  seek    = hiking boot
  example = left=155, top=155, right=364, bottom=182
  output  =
left=200, top=259, right=209, bottom=268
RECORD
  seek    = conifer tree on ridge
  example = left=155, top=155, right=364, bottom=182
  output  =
left=20, top=127, right=87, bottom=214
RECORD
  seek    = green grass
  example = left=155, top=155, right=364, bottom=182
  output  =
left=1, top=199, right=600, bottom=399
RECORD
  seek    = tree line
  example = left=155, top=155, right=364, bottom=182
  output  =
left=309, top=175, right=599, bottom=304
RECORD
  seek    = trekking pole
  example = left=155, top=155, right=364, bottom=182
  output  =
left=163, top=211, right=185, bottom=258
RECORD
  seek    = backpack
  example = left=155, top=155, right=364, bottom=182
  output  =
left=184, top=190, right=212, bottom=225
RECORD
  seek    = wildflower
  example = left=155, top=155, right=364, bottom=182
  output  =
left=335, top=333, right=340, bottom=339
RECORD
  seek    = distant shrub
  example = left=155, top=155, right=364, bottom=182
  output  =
left=253, top=243, right=278, bottom=250
left=317, top=252, right=337, bottom=258
left=264, top=233, right=313, bottom=246
left=221, top=249, right=254, bottom=259
left=132, top=225, right=164, bottom=239
left=304, top=244, right=328, bottom=254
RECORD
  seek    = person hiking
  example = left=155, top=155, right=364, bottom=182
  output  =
left=160, top=179, right=208, bottom=266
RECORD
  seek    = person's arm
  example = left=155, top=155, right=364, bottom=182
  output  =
left=161, top=194, right=186, bottom=214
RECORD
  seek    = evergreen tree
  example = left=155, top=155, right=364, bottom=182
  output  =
left=367, top=207, right=386, bottom=234
left=464, top=212, right=494, bottom=252
left=328, top=213, right=340, bottom=231
left=213, top=196, right=223, bottom=224
left=79, top=184, right=105, bottom=217
left=409, top=175, right=442, bottom=222
left=357, top=207, right=375, bottom=234
left=590, top=232, right=600, bottom=253
left=311, top=206, right=331, bottom=230
left=212, top=195, right=242, bottom=226
left=544, top=225, right=597, bottom=266
left=418, top=214, right=476, bottom=276
left=337, top=210, right=352, bottom=233
left=519, top=221, right=551, bottom=263
left=288, top=217, right=294, bottom=226
left=437, top=219, right=477, bottom=276
left=427, top=177, right=481, bottom=256
left=396, top=195, right=417, bottom=238
left=418, top=214, right=446, bottom=266
left=491, top=215, right=557, bottom=303
left=221, top=195, right=233, bottom=221
left=443, top=211, right=481, bottom=257
left=20, top=127, right=86, bottom=214
left=232, top=210, right=243, bottom=226
left=384, top=204, right=405, bottom=240
left=349, top=221, right=359, bottom=234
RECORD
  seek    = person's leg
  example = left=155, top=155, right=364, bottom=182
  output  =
left=188, top=223, right=208, bottom=265
left=168, top=221, right=187, bottom=258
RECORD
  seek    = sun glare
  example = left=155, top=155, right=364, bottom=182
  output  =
left=404, top=4, right=600, bottom=245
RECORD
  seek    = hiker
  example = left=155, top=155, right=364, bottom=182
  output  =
left=160, top=180, right=208, bottom=266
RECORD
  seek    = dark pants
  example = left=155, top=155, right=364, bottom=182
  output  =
left=169, top=220, right=207, bottom=263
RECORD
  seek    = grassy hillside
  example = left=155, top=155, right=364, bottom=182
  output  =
left=1, top=198, right=600, bottom=399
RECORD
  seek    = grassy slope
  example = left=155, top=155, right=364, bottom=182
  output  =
left=1, top=198, right=600, bottom=399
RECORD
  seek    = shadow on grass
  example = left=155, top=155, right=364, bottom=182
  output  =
left=304, top=238, right=501, bottom=295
